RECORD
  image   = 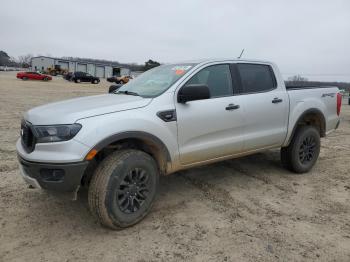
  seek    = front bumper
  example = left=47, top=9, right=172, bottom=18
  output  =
left=16, top=138, right=90, bottom=163
left=18, top=156, right=89, bottom=192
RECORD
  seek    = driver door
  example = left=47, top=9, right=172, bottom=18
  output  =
left=175, top=64, right=245, bottom=165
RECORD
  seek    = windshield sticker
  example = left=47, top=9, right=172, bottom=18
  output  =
left=172, top=65, right=192, bottom=75
left=175, top=69, right=185, bottom=75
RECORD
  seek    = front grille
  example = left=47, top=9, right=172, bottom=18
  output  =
left=21, top=120, right=35, bottom=153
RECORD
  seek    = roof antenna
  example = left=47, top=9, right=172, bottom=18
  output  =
left=237, top=49, right=245, bottom=59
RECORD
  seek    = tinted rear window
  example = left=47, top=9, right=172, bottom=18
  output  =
left=237, top=64, right=276, bottom=93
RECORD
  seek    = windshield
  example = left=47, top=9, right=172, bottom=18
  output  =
left=116, top=63, right=196, bottom=97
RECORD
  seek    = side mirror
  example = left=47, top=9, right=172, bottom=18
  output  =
left=177, top=84, right=210, bottom=103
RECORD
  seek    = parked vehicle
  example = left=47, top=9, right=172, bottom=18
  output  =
left=63, top=72, right=73, bottom=81
left=107, top=75, right=132, bottom=84
left=71, top=71, right=100, bottom=84
left=45, top=65, right=68, bottom=76
left=16, top=59, right=341, bottom=229
left=16, top=71, right=52, bottom=81
left=108, top=84, right=123, bottom=93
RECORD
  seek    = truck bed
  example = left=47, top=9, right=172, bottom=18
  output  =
left=286, top=85, right=340, bottom=136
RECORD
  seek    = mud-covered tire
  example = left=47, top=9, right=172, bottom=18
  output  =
left=88, top=149, right=159, bottom=229
left=281, top=126, right=320, bottom=173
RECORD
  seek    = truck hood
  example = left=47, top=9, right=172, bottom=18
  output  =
left=24, top=94, right=152, bottom=125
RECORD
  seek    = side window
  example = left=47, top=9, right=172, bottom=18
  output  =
left=237, top=64, right=276, bottom=94
left=186, top=64, right=233, bottom=98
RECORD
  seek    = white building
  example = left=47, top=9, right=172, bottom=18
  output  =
left=31, top=56, right=130, bottom=78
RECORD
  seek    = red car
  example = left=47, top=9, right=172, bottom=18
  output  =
left=16, top=72, right=52, bottom=81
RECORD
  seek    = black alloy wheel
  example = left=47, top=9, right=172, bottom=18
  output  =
left=280, top=125, right=320, bottom=173
left=117, top=167, right=150, bottom=214
left=299, top=135, right=316, bottom=164
left=88, top=149, right=159, bottom=229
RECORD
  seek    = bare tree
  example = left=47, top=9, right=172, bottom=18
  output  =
left=18, top=54, right=33, bottom=68
left=287, top=75, right=308, bottom=82
left=286, top=74, right=309, bottom=86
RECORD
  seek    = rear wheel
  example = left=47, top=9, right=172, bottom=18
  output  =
left=43, top=77, right=49, bottom=81
left=75, top=78, right=81, bottom=83
left=88, top=149, right=159, bottom=229
left=281, top=126, right=320, bottom=173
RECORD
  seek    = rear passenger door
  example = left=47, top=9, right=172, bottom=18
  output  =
left=234, top=63, right=289, bottom=151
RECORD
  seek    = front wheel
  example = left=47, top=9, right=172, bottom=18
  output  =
left=75, top=78, right=81, bottom=83
left=281, top=125, right=320, bottom=173
left=88, top=149, right=159, bottom=229
left=43, top=77, right=49, bottom=81
left=22, top=77, right=28, bottom=80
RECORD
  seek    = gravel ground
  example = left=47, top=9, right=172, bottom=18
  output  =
left=0, top=71, right=349, bottom=262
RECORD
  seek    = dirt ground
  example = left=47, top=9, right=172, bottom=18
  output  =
left=0, top=71, right=349, bottom=262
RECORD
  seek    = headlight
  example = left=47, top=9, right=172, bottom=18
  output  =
left=33, top=124, right=82, bottom=143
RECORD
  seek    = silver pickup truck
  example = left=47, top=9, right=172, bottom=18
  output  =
left=17, top=59, right=342, bottom=229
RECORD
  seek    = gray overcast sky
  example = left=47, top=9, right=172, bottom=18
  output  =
left=1, top=0, right=350, bottom=81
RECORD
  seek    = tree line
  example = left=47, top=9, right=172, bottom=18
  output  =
left=285, top=75, right=350, bottom=91
left=0, top=51, right=28, bottom=67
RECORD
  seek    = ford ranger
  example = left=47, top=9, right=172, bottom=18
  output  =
left=16, top=59, right=342, bottom=229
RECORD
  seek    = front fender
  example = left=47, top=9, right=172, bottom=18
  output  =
left=92, top=131, right=171, bottom=162
left=74, top=108, right=179, bottom=163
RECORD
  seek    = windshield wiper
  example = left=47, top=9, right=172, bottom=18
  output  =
left=116, top=90, right=140, bottom=96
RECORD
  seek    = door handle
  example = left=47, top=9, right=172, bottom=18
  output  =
left=272, top=98, right=283, bottom=104
left=225, top=104, right=240, bottom=110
